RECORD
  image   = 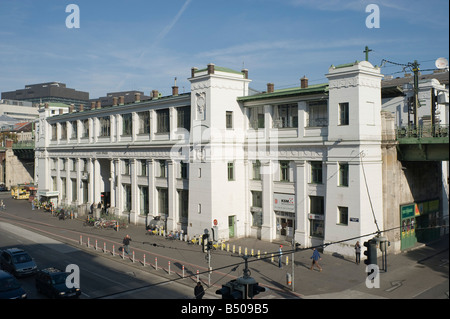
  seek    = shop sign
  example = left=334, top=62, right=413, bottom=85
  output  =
left=273, top=193, right=295, bottom=213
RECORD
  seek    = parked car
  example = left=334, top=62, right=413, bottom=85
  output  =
left=0, top=270, right=27, bottom=299
left=0, top=248, right=38, bottom=277
left=35, top=267, right=81, bottom=299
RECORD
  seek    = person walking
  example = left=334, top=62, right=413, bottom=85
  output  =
left=278, top=245, right=283, bottom=268
left=194, top=281, right=205, bottom=299
left=355, top=241, right=361, bottom=265
left=122, top=234, right=132, bottom=255
left=310, top=248, right=323, bottom=271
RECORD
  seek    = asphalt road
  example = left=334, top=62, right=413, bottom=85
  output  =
left=0, top=222, right=204, bottom=299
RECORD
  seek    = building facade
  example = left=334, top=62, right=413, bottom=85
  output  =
left=35, top=61, right=447, bottom=257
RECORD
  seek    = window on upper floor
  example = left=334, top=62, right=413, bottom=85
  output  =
left=280, top=161, right=290, bottom=182
left=273, top=104, right=298, bottom=128
left=226, top=111, right=233, bottom=129
left=307, top=102, right=328, bottom=127
left=249, top=106, right=265, bottom=129
left=100, top=116, right=111, bottom=137
left=138, top=111, right=150, bottom=134
left=60, top=123, right=67, bottom=140
left=122, top=114, right=132, bottom=136
left=71, top=121, right=78, bottom=139
left=177, top=106, right=191, bottom=131
left=81, top=119, right=89, bottom=138
left=157, top=109, right=170, bottom=133
left=51, top=124, right=57, bottom=140
left=339, top=163, right=349, bottom=187
left=339, top=102, right=349, bottom=125
left=310, top=161, right=323, bottom=184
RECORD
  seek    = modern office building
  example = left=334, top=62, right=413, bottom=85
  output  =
left=1, top=82, right=89, bottom=110
left=35, top=61, right=448, bottom=257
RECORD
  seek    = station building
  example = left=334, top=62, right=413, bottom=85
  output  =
left=35, top=60, right=448, bottom=256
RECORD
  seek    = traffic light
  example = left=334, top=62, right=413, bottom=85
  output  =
left=363, top=239, right=377, bottom=266
left=215, top=284, right=232, bottom=299
left=249, top=283, right=267, bottom=299
left=202, top=234, right=209, bottom=253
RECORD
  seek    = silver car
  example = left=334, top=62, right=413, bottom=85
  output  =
left=0, top=248, right=38, bottom=277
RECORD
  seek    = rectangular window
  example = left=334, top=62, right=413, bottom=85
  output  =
left=227, top=162, right=235, bottom=181
left=81, top=119, right=89, bottom=138
left=123, top=184, right=131, bottom=212
left=280, top=161, right=290, bottom=182
left=252, top=160, right=261, bottom=180
left=339, top=102, right=349, bottom=125
left=180, top=162, right=188, bottom=179
left=71, top=179, right=77, bottom=202
left=338, top=206, right=348, bottom=225
left=60, top=123, right=67, bottom=140
left=159, top=160, right=166, bottom=178
left=178, top=190, right=189, bottom=222
left=249, top=106, right=265, bottom=129
left=122, top=159, right=130, bottom=175
left=251, top=191, right=262, bottom=208
left=158, top=188, right=168, bottom=216
left=51, top=124, right=57, bottom=140
left=122, top=114, right=132, bottom=136
left=177, top=106, right=191, bottom=131
left=310, top=161, right=323, bottom=184
left=139, top=186, right=149, bottom=215
left=139, top=160, right=147, bottom=177
left=273, top=104, right=298, bottom=128
left=308, top=102, right=328, bottom=127
left=226, top=111, right=233, bottom=129
left=339, top=163, right=349, bottom=187
left=157, top=109, right=170, bottom=133
left=309, top=196, right=324, bottom=238
left=138, top=111, right=150, bottom=134
left=71, top=121, right=78, bottom=139
left=100, top=116, right=111, bottom=137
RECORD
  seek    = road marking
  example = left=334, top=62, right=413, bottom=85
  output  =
left=385, top=280, right=404, bottom=292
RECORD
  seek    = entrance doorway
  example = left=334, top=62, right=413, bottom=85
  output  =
left=228, top=216, right=235, bottom=238
left=276, top=215, right=294, bottom=240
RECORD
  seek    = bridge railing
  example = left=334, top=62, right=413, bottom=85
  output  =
left=396, top=124, right=449, bottom=140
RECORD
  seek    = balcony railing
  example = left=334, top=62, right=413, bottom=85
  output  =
left=396, top=124, right=449, bottom=140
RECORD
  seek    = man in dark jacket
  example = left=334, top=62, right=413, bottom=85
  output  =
left=123, top=234, right=132, bottom=255
left=194, top=282, right=205, bottom=299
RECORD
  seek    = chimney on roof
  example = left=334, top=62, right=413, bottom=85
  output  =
left=191, top=67, right=198, bottom=78
left=69, top=104, right=74, bottom=113
left=112, top=97, right=118, bottom=106
left=96, top=101, right=101, bottom=109
left=44, top=103, right=49, bottom=109
left=59, top=108, right=64, bottom=115
left=152, top=90, right=159, bottom=99
left=267, top=83, right=274, bottom=93
left=207, top=63, right=215, bottom=75
left=119, top=96, right=125, bottom=105
left=79, top=104, right=84, bottom=112
left=91, top=101, right=96, bottom=109
left=241, top=69, right=248, bottom=79
left=301, top=76, right=308, bottom=88
left=135, top=92, right=141, bottom=103
left=172, top=77, right=178, bottom=96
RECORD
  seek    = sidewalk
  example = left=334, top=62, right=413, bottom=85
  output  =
left=1, top=194, right=448, bottom=299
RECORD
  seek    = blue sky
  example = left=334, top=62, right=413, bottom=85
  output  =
left=0, top=0, right=448, bottom=98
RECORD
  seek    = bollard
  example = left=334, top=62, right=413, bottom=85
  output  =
left=95, top=240, right=98, bottom=251
left=132, top=251, right=135, bottom=263
left=239, top=246, right=241, bottom=255
left=257, top=250, right=260, bottom=259
left=286, top=273, right=292, bottom=286
left=182, top=265, right=185, bottom=278
left=168, top=261, right=171, bottom=275
left=103, top=242, right=106, bottom=253
left=232, top=245, right=235, bottom=254
left=155, top=257, right=158, bottom=270
left=196, top=270, right=199, bottom=282
left=87, top=237, right=90, bottom=248
left=227, top=243, right=230, bottom=252
left=112, top=245, right=115, bottom=256
left=122, top=247, right=125, bottom=259
left=286, top=255, right=289, bottom=266
left=80, top=235, right=82, bottom=245
left=143, top=254, right=146, bottom=267
left=244, top=247, right=247, bottom=255
left=251, top=248, right=254, bottom=257
left=271, top=253, right=274, bottom=263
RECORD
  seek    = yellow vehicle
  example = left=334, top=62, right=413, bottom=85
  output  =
left=11, top=186, right=31, bottom=200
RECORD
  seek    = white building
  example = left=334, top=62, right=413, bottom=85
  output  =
left=36, top=61, right=446, bottom=257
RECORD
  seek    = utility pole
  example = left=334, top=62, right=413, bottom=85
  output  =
left=412, top=60, right=420, bottom=128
